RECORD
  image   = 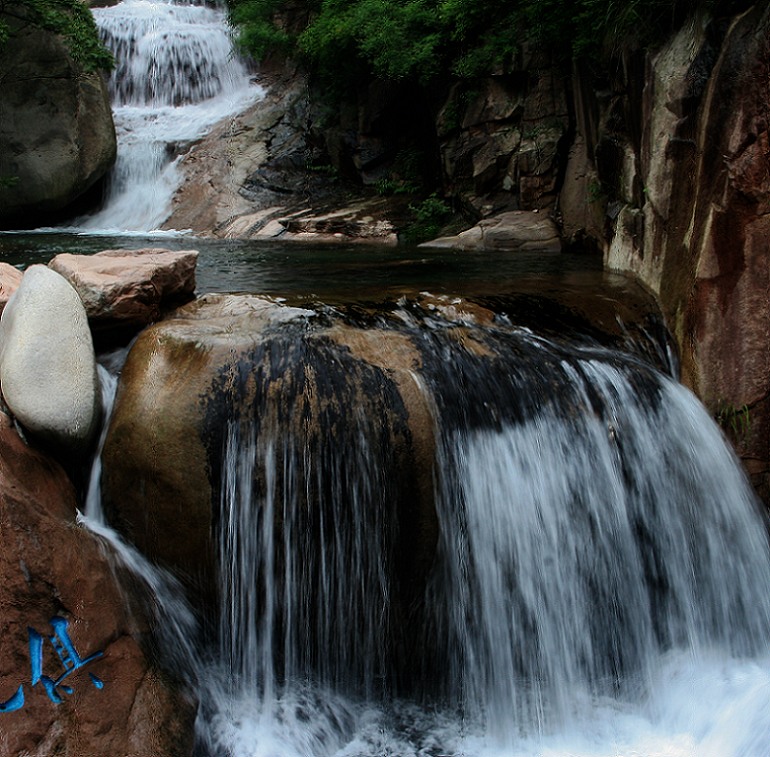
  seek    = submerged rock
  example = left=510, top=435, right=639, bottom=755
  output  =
left=0, top=411, right=195, bottom=756
left=0, top=265, right=101, bottom=457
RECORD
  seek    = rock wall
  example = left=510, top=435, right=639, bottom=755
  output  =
left=563, top=3, right=770, bottom=498
left=167, top=55, right=569, bottom=240
left=0, top=13, right=116, bottom=228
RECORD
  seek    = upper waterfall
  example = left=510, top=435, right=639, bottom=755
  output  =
left=78, top=0, right=261, bottom=233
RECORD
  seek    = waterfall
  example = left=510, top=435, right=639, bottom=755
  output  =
left=78, top=0, right=260, bottom=233
left=192, top=313, right=770, bottom=756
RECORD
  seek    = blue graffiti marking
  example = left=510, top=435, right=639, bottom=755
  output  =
left=0, top=616, right=104, bottom=712
left=0, top=685, right=24, bottom=713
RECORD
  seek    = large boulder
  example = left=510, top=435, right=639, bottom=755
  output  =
left=48, top=248, right=199, bottom=339
left=100, top=295, right=438, bottom=616
left=0, top=265, right=101, bottom=457
left=0, top=14, right=116, bottom=227
left=0, top=411, right=195, bottom=756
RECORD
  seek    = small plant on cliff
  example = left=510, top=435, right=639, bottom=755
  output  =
left=716, top=401, right=752, bottom=441
left=0, top=0, right=113, bottom=71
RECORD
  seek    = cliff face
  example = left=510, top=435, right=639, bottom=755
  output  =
left=0, top=14, right=116, bottom=228
left=168, top=4, right=770, bottom=491
left=565, top=4, right=770, bottom=497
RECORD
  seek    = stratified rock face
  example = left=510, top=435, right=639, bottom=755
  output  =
left=49, top=248, right=198, bottom=332
left=0, top=16, right=116, bottom=227
left=0, top=265, right=101, bottom=456
left=0, top=412, right=195, bottom=756
left=590, top=5, right=770, bottom=498
left=437, top=65, right=569, bottom=217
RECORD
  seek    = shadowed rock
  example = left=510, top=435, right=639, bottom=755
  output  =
left=0, top=14, right=115, bottom=227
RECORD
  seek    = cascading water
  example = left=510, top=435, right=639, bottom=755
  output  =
left=79, top=0, right=260, bottom=232
left=186, top=306, right=770, bottom=757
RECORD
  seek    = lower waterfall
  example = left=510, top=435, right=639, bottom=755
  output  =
left=179, top=315, right=770, bottom=757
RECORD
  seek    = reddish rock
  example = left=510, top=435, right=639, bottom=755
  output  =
left=0, top=412, right=195, bottom=756
left=597, top=6, right=770, bottom=502
left=0, top=263, right=22, bottom=313
left=48, top=248, right=198, bottom=334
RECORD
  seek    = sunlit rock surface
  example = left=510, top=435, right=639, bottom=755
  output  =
left=49, top=248, right=198, bottom=338
left=422, top=210, right=561, bottom=252
left=0, top=263, right=23, bottom=315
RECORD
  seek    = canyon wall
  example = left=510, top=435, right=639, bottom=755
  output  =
left=563, top=4, right=770, bottom=497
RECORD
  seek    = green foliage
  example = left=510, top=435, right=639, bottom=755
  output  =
left=0, top=176, right=19, bottom=189
left=403, top=193, right=451, bottom=243
left=716, top=401, right=752, bottom=440
left=376, top=177, right=420, bottom=196
left=298, top=0, right=444, bottom=84
left=228, top=0, right=711, bottom=84
left=227, top=0, right=292, bottom=59
left=0, top=0, right=113, bottom=71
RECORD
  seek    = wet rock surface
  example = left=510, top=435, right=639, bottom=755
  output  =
left=100, top=282, right=667, bottom=618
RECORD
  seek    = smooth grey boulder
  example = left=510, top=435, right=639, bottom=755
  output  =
left=0, top=265, right=101, bottom=456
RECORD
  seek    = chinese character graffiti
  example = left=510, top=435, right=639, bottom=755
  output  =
left=0, top=616, right=104, bottom=712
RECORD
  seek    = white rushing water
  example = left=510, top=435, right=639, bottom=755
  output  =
left=189, top=325, right=770, bottom=757
left=77, top=0, right=261, bottom=233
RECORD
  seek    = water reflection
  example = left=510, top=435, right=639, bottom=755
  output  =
left=0, top=231, right=605, bottom=305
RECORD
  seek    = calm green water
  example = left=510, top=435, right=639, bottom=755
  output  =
left=0, top=231, right=604, bottom=303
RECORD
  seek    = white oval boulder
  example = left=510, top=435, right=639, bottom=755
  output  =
left=0, top=265, right=101, bottom=456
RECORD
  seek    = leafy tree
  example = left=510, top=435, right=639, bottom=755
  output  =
left=0, top=0, right=113, bottom=72
left=228, top=0, right=714, bottom=84
left=227, top=0, right=294, bottom=60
